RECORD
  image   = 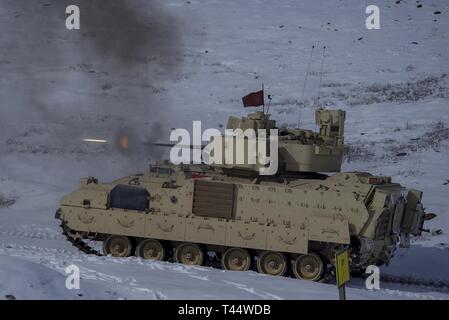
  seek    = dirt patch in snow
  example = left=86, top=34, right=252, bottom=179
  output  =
left=275, top=74, right=449, bottom=113
left=344, top=121, right=449, bottom=167
left=388, top=121, right=449, bottom=155
left=328, top=74, right=449, bottom=106
left=345, top=141, right=376, bottom=162
left=0, top=195, right=15, bottom=208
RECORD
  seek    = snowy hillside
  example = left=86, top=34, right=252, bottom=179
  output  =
left=1, top=0, right=449, bottom=299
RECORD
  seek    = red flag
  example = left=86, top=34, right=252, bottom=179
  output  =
left=242, top=90, right=264, bottom=107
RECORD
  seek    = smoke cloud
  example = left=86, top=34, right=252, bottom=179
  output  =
left=1, top=0, right=183, bottom=160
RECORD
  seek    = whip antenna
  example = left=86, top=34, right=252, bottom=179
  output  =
left=316, top=45, right=326, bottom=109
left=297, top=45, right=315, bottom=128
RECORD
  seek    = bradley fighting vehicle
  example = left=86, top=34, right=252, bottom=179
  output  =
left=55, top=109, right=435, bottom=281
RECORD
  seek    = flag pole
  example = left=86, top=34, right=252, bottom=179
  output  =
left=266, top=94, right=272, bottom=116
left=262, top=83, right=265, bottom=115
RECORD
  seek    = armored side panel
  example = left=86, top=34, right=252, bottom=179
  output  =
left=278, top=144, right=344, bottom=172
left=402, top=189, right=424, bottom=236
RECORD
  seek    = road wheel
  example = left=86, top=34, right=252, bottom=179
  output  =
left=292, top=252, right=324, bottom=281
left=136, top=239, right=165, bottom=261
left=103, top=235, right=133, bottom=257
left=221, top=247, right=251, bottom=271
left=256, top=251, right=287, bottom=276
left=174, top=243, right=203, bottom=266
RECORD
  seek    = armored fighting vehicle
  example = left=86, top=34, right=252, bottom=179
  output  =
left=56, top=108, right=434, bottom=281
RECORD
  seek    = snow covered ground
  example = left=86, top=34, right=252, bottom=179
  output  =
left=1, top=0, right=449, bottom=299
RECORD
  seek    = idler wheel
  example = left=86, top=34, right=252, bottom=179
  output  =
left=256, top=251, right=287, bottom=276
left=136, top=239, right=165, bottom=261
left=174, top=243, right=204, bottom=266
left=221, top=247, right=251, bottom=271
left=293, top=252, right=324, bottom=281
left=103, top=235, right=133, bottom=257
